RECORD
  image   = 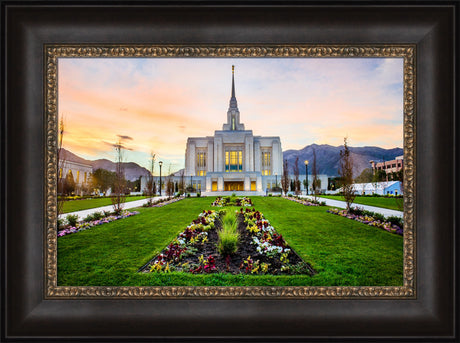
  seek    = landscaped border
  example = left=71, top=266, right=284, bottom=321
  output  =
left=44, top=45, right=415, bottom=298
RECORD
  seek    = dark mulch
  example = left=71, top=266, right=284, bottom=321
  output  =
left=139, top=213, right=316, bottom=276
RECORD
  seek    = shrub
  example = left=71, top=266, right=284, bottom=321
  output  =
left=92, top=211, right=104, bottom=220
left=82, top=212, right=103, bottom=222
left=218, top=229, right=239, bottom=256
left=218, top=211, right=239, bottom=256
left=197, top=193, right=201, bottom=197
left=373, top=213, right=385, bottom=222
left=83, top=214, right=94, bottom=222
left=386, top=215, right=403, bottom=228
left=222, top=210, right=237, bottom=228
left=57, top=218, right=65, bottom=229
left=350, top=207, right=364, bottom=216
left=186, top=193, right=191, bottom=198
left=66, top=214, right=79, bottom=227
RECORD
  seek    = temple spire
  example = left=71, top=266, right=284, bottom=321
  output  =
left=231, top=65, right=235, bottom=98
left=223, top=65, right=244, bottom=130
left=228, top=65, right=238, bottom=109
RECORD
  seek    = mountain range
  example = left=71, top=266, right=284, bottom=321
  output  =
left=283, top=144, right=403, bottom=177
left=60, top=148, right=150, bottom=181
left=61, top=144, right=403, bottom=180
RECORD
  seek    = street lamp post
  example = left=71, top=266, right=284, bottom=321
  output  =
left=190, top=175, right=193, bottom=192
left=159, top=161, right=163, bottom=196
left=304, top=160, right=309, bottom=195
left=275, top=172, right=278, bottom=191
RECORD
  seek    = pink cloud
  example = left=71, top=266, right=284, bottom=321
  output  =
left=58, top=58, right=404, bottom=170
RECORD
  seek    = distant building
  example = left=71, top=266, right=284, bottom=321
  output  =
left=286, top=174, right=329, bottom=195
left=338, top=181, right=403, bottom=196
left=59, top=160, right=92, bottom=195
left=370, top=155, right=404, bottom=176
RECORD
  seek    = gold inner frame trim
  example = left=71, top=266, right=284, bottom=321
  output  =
left=45, top=45, right=416, bottom=299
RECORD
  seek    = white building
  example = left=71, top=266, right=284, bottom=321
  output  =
left=184, top=66, right=283, bottom=195
left=59, top=160, right=92, bottom=195
left=337, top=181, right=403, bottom=196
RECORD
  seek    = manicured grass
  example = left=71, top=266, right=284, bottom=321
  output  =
left=58, top=197, right=210, bottom=285
left=318, top=195, right=403, bottom=211
left=62, top=195, right=148, bottom=213
left=253, top=197, right=403, bottom=286
left=58, top=196, right=403, bottom=287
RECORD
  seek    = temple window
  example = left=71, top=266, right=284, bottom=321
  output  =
left=225, top=150, right=243, bottom=172
left=262, top=151, right=271, bottom=175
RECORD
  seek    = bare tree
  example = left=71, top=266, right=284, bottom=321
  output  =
left=165, top=165, right=175, bottom=198
left=395, top=166, right=404, bottom=211
left=111, top=139, right=127, bottom=214
left=179, top=169, right=185, bottom=195
left=338, top=137, right=356, bottom=211
left=293, top=156, right=300, bottom=195
left=146, top=152, right=156, bottom=204
left=311, top=148, right=320, bottom=201
left=281, top=159, right=290, bottom=195
left=57, top=116, right=65, bottom=225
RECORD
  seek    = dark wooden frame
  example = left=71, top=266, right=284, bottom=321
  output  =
left=2, top=1, right=457, bottom=341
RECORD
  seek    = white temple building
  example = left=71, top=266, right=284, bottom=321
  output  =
left=184, top=66, right=283, bottom=195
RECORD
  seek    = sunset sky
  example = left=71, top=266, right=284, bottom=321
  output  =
left=58, top=58, right=403, bottom=174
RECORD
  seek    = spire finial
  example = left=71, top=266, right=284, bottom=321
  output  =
left=231, top=65, right=235, bottom=98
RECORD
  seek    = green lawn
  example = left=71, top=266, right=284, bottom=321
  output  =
left=58, top=196, right=403, bottom=286
left=253, top=197, right=403, bottom=286
left=318, top=195, right=403, bottom=211
left=62, top=195, right=148, bottom=213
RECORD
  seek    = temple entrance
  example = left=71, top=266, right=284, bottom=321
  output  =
left=224, top=181, right=244, bottom=191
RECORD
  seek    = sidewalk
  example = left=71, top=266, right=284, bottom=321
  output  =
left=298, top=195, right=404, bottom=218
left=59, top=196, right=170, bottom=221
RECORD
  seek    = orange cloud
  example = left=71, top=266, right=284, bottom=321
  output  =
left=58, top=58, right=404, bottom=171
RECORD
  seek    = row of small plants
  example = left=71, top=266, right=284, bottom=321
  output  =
left=211, top=196, right=253, bottom=207
left=327, top=206, right=403, bottom=235
left=142, top=195, right=184, bottom=208
left=218, top=210, right=240, bottom=257
left=285, top=196, right=326, bottom=206
left=241, top=207, right=313, bottom=274
left=58, top=210, right=140, bottom=237
left=334, top=192, right=403, bottom=198
left=145, top=209, right=222, bottom=273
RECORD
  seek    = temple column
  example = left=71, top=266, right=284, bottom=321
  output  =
left=254, top=141, right=261, bottom=172
left=206, top=177, right=212, bottom=192
left=244, top=175, right=250, bottom=191
left=207, top=141, right=214, bottom=172
left=256, top=175, right=263, bottom=192
left=217, top=176, right=224, bottom=191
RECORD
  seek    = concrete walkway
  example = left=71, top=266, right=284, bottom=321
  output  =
left=59, top=196, right=170, bottom=221
left=298, top=195, right=404, bottom=218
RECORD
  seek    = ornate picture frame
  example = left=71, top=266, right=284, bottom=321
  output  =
left=3, top=2, right=456, bottom=341
left=45, top=45, right=415, bottom=299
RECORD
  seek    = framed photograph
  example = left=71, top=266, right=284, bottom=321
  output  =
left=2, top=2, right=456, bottom=341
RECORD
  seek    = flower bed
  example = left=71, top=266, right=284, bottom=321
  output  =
left=285, top=196, right=326, bottom=206
left=141, top=207, right=315, bottom=276
left=58, top=210, right=140, bottom=237
left=143, top=195, right=184, bottom=208
left=327, top=207, right=403, bottom=236
left=211, top=196, right=253, bottom=207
